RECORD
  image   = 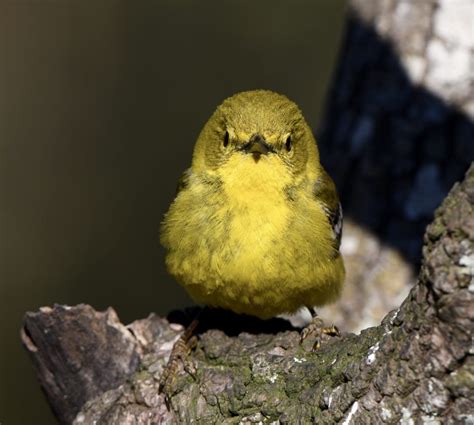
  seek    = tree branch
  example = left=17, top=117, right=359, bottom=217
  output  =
left=22, top=165, right=474, bottom=424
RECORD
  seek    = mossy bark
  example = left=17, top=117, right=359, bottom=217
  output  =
left=22, top=164, right=474, bottom=424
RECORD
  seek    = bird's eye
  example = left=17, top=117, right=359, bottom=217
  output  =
left=223, top=131, right=229, bottom=148
left=285, top=136, right=292, bottom=152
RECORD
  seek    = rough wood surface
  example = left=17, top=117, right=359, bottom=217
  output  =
left=21, top=305, right=140, bottom=424
left=22, top=164, right=474, bottom=424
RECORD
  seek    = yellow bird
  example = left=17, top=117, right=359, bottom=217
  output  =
left=161, top=90, right=344, bottom=320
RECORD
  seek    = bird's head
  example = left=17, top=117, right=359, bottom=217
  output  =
left=191, top=90, right=320, bottom=178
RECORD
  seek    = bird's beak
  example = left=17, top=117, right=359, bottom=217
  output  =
left=243, top=134, right=274, bottom=161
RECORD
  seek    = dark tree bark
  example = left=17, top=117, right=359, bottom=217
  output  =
left=22, top=164, right=474, bottom=424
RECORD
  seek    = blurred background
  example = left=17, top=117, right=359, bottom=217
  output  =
left=0, top=1, right=348, bottom=423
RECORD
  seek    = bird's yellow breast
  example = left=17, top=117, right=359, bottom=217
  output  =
left=162, top=154, right=343, bottom=319
left=218, top=154, right=292, bottom=274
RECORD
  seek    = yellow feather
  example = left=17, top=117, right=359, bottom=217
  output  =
left=161, top=90, right=344, bottom=319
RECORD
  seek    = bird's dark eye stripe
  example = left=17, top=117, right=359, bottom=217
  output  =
left=285, top=136, right=292, bottom=151
left=223, top=131, right=229, bottom=147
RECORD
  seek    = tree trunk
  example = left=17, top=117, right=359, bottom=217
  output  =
left=22, top=164, right=474, bottom=424
left=318, top=0, right=474, bottom=333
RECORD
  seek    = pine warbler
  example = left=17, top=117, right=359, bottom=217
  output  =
left=161, top=90, right=344, bottom=319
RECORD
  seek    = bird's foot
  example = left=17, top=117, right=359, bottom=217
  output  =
left=300, top=313, right=340, bottom=351
left=159, top=318, right=199, bottom=408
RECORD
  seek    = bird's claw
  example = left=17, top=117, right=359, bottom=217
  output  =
left=300, top=314, right=340, bottom=351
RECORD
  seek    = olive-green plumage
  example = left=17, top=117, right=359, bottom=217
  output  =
left=161, top=90, right=344, bottom=319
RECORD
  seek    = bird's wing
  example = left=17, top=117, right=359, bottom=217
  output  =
left=313, top=168, right=343, bottom=250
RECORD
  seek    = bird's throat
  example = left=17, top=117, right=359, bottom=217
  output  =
left=216, top=154, right=292, bottom=263
left=218, top=154, right=291, bottom=202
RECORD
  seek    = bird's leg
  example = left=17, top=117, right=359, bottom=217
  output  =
left=159, top=317, right=199, bottom=406
left=300, top=307, right=340, bottom=351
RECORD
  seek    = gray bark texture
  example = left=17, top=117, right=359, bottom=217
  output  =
left=22, top=164, right=474, bottom=424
